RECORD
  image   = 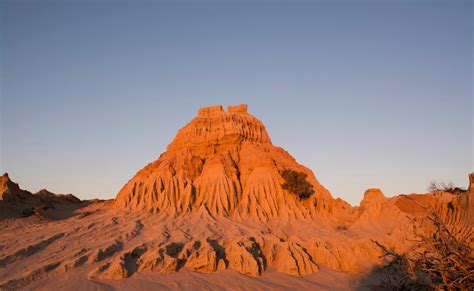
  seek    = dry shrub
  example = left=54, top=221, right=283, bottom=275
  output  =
left=427, top=181, right=467, bottom=195
left=280, top=169, right=314, bottom=200
left=373, top=212, right=473, bottom=290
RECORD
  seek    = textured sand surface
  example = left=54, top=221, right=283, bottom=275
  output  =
left=29, top=268, right=354, bottom=290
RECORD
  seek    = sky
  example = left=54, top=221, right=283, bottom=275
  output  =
left=0, top=0, right=472, bottom=205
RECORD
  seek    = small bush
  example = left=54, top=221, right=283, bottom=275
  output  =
left=427, top=181, right=466, bottom=195
left=280, top=169, right=315, bottom=200
left=373, top=210, right=473, bottom=289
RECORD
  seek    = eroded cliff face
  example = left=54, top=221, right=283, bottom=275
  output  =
left=0, top=173, right=32, bottom=203
left=107, top=105, right=472, bottom=280
left=350, top=185, right=473, bottom=255
left=115, top=104, right=345, bottom=221
left=0, top=173, right=81, bottom=219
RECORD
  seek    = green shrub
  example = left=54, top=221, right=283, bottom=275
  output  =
left=280, top=169, right=315, bottom=200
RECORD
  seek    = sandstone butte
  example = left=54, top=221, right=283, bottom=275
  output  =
left=0, top=104, right=472, bottom=290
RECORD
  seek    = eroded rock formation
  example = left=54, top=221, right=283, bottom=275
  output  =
left=109, top=105, right=472, bottom=279
left=115, top=104, right=345, bottom=221
left=0, top=173, right=81, bottom=219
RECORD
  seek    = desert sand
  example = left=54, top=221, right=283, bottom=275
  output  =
left=1, top=104, right=472, bottom=290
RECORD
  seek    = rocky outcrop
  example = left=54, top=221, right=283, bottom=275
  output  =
left=349, top=174, right=474, bottom=251
left=226, top=237, right=265, bottom=276
left=181, top=240, right=227, bottom=273
left=115, top=104, right=342, bottom=221
left=269, top=242, right=318, bottom=276
left=0, top=173, right=82, bottom=219
left=0, top=173, right=31, bottom=203
left=110, top=105, right=474, bottom=278
left=360, top=188, right=385, bottom=209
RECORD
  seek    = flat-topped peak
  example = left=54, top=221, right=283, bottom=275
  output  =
left=115, top=103, right=332, bottom=219
left=227, top=104, right=248, bottom=114
left=197, top=105, right=224, bottom=117
left=168, top=104, right=270, bottom=153
left=197, top=104, right=249, bottom=117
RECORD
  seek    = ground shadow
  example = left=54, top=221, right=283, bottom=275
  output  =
left=0, top=199, right=96, bottom=221
left=355, top=266, right=384, bottom=291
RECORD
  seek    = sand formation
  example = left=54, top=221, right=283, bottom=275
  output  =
left=0, top=104, right=472, bottom=289
left=115, top=104, right=346, bottom=220
left=0, top=173, right=81, bottom=220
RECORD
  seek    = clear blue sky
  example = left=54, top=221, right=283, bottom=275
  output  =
left=1, top=1, right=472, bottom=205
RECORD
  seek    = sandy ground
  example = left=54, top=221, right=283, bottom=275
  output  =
left=30, top=267, right=357, bottom=291
left=0, top=201, right=378, bottom=290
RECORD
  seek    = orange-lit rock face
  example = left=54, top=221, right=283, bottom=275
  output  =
left=115, top=104, right=337, bottom=219
left=167, top=104, right=271, bottom=154
left=110, top=105, right=473, bottom=279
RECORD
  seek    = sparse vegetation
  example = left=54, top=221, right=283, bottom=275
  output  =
left=336, top=224, right=348, bottom=231
left=373, top=210, right=474, bottom=290
left=427, top=181, right=467, bottom=195
left=280, top=169, right=315, bottom=200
